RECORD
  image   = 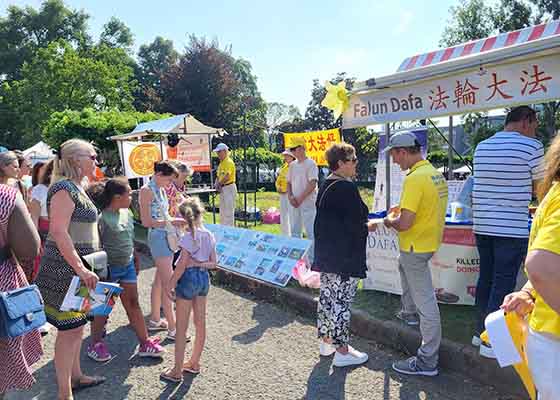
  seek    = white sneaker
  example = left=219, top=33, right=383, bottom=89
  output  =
left=333, top=346, right=369, bottom=367
left=319, top=342, right=336, bottom=357
left=471, top=335, right=482, bottom=347
left=479, top=342, right=496, bottom=359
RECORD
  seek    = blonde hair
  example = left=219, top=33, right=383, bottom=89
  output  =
left=538, top=133, right=560, bottom=201
left=51, top=139, right=95, bottom=184
left=0, top=151, right=18, bottom=179
left=178, top=196, right=205, bottom=239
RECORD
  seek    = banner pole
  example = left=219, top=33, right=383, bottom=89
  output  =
left=448, top=116, right=454, bottom=179
left=119, top=140, right=126, bottom=177
left=385, top=123, right=391, bottom=211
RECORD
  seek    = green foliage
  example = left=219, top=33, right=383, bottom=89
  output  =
left=427, top=150, right=472, bottom=167
left=229, top=147, right=283, bottom=168
left=42, top=108, right=171, bottom=172
left=439, top=0, right=494, bottom=47
left=0, top=0, right=90, bottom=81
left=1, top=40, right=136, bottom=146
left=135, top=36, right=179, bottom=112
left=99, top=17, right=134, bottom=52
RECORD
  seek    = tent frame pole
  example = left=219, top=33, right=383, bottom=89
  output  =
left=385, top=123, right=391, bottom=211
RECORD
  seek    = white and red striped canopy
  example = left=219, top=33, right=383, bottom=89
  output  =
left=397, top=20, right=560, bottom=72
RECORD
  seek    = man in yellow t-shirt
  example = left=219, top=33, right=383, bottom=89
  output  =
left=214, top=143, right=237, bottom=226
left=276, top=149, right=295, bottom=236
left=382, top=131, right=448, bottom=377
left=502, top=180, right=560, bottom=399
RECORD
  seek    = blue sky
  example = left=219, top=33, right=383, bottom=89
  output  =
left=1, top=0, right=461, bottom=113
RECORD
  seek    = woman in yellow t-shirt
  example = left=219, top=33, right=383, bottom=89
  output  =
left=501, top=134, right=560, bottom=399
left=276, top=150, right=295, bottom=236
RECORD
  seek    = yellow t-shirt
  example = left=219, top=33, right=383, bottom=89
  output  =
left=275, top=163, right=289, bottom=193
left=217, top=157, right=236, bottom=185
left=527, top=182, right=560, bottom=338
left=398, top=160, right=448, bottom=253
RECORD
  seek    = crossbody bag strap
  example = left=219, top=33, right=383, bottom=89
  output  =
left=317, top=179, right=343, bottom=210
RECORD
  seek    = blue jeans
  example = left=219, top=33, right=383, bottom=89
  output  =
left=475, top=234, right=528, bottom=333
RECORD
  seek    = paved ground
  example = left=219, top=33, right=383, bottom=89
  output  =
left=8, top=257, right=522, bottom=400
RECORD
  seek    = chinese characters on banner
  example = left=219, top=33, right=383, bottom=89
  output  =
left=283, top=128, right=341, bottom=166
left=343, top=54, right=560, bottom=128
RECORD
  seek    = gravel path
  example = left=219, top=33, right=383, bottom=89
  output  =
left=8, top=257, right=522, bottom=400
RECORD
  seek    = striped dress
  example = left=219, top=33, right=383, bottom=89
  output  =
left=0, top=185, right=43, bottom=393
left=35, top=179, right=101, bottom=330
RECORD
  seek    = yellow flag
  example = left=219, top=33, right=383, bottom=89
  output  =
left=481, top=312, right=536, bottom=400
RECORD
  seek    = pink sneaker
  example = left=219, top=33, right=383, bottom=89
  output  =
left=138, top=338, right=165, bottom=358
left=87, top=341, right=112, bottom=362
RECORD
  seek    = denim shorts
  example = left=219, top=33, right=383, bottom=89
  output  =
left=148, top=229, right=174, bottom=258
left=108, top=259, right=137, bottom=284
left=175, top=268, right=210, bottom=300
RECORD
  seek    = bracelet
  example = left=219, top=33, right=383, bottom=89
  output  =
left=521, top=288, right=536, bottom=301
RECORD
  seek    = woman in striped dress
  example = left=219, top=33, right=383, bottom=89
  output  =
left=0, top=184, right=42, bottom=397
left=35, top=139, right=105, bottom=400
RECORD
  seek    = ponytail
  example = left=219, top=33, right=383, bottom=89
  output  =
left=178, top=196, right=205, bottom=239
left=86, top=177, right=129, bottom=210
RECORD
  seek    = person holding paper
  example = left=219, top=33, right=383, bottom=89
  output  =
left=313, top=143, right=377, bottom=367
left=383, top=131, right=448, bottom=377
left=501, top=133, right=560, bottom=400
left=35, top=139, right=106, bottom=399
left=214, top=143, right=237, bottom=226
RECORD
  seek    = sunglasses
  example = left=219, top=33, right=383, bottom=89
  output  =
left=80, top=154, right=98, bottom=161
left=345, top=156, right=358, bottom=163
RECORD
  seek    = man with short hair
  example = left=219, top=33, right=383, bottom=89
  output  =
left=472, top=105, right=544, bottom=357
left=383, top=131, right=448, bottom=376
left=214, top=143, right=237, bottom=226
left=287, top=137, right=318, bottom=263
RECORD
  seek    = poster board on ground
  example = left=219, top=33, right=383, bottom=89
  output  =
left=206, top=224, right=311, bottom=287
left=363, top=224, right=479, bottom=305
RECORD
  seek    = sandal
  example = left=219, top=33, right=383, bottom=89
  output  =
left=148, top=319, right=168, bottom=332
left=71, top=375, right=106, bottom=392
left=160, top=369, right=182, bottom=383
left=182, top=362, right=200, bottom=375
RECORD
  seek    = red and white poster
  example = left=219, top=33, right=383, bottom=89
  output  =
left=171, top=135, right=211, bottom=172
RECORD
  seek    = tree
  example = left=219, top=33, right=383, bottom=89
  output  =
left=161, top=35, right=267, bottom=147
left=265, top=102, right=301, bottom=151
left=135, top=36, right=179, bottom=112
left=531, top=0, right=560, bottom=20
left=1, top=40, right=136, bottom=146
left=42, top=108, right=171, bottom=173
left=0, top=0, right=90, bottom=81
left=439, top=0, right=494, bottom=47
left=99, top=17, right=134, bottom=53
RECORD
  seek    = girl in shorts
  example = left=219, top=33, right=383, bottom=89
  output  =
left=87, top=178, right=165, bottom=361
left=160, top=197, right=216, bottom=382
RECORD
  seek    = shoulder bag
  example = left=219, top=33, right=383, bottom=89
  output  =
left=0, top=246, right=46, bottom=338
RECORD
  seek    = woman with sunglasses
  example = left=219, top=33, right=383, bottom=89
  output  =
left=313, top=143, right=376, bottom=367
left=35, top=139, right=105, bottom=399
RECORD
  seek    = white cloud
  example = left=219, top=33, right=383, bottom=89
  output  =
left=393, top=10, right=413, bottom=35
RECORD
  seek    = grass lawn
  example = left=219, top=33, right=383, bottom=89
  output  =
left=135, top=188, right=477, bottom=346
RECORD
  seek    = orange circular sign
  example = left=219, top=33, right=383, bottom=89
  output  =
left=128, top=144, right=162, bottom=176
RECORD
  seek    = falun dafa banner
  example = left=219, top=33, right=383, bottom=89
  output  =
left=283, top=128, right=341, bottom=166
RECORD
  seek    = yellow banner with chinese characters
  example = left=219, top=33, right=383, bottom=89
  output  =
left=283, top=128, right=341, bottom=166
